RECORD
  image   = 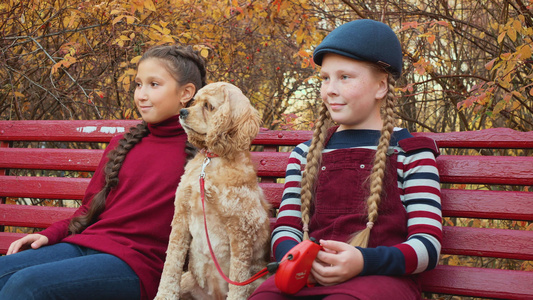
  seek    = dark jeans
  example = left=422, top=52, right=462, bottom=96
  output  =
left=0, top=243, right=140, bottom=300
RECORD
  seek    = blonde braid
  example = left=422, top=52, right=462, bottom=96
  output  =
left=349, top=74, right=397, bottom=247
left=300, top=103, right=332, bottom=240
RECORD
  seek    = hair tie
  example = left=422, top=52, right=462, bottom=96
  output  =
left=302, top=224, right=309, bottom=233
left=366, top=222, right=374, bottom=230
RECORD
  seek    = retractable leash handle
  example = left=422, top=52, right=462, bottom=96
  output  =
left=274, top=238, right=323, bottom=294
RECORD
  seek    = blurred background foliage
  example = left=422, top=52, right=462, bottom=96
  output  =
left=1, top=0, right=533, bottom=133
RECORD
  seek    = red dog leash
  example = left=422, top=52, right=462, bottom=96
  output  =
left=199, top=153, right=318, bottom=294
left=199, top=156, right=272, bottom=286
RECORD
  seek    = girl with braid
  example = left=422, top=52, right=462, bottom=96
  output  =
left=250, top=20, right=442, bottom=299
left=0, top=44, right=207, bottom=300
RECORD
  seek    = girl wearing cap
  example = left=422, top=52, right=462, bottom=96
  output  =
left=250, top=19, right=442, bottom=299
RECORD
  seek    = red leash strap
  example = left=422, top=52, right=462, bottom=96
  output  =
left=199, top=157, right=270, bottom=286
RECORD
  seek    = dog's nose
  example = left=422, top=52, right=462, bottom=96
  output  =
left=180, top=109, right=189, bottom=119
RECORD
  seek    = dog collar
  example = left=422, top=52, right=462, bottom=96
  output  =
left=200, top=149, right=219, bottom=158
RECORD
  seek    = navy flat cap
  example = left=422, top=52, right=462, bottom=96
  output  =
left=313, top=19, right=403, bottom=79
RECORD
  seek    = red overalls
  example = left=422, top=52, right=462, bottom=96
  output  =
left=250, top=128, right=438, bottom=300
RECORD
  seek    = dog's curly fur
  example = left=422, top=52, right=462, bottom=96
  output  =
left=155, top=82, right=271, bottom=300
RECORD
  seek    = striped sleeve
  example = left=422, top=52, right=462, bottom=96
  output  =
left=271, top=142, right=309, bottom=261
left=359, top=148, right=442, bottom=276
left=398, top=148, right=442, bottom=273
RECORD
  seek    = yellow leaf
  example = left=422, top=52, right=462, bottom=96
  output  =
left=498, top=32, right=506, bottom=43
left=120, top=35, right=130, bottom=41
left=110, top=9, right=121, bottom=15
left=200, top=48, right=209, bottom=58
left=144, top=0, right=156, bottom=12
left=513, top=19, right=522, bottom=33
left=13, top=91, right=25, bottom=98
left=519, top=45, right=532, bottom=59
left=508, top=28, right=517, bottom=42
left=112, top=15, right=124, bottom=25
left=126, top=16, right=135, bottom=24
left=151, top=24, right=162, bottom=32
left=162, top=36, right=175, bottom=43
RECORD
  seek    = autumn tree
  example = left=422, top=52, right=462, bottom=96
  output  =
left=1, top=0, right=532, bottom=132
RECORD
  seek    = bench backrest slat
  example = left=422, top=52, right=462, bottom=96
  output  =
left=413, top=127, right=533, bottom=148
left=0, top=148, right=103, bottom=171
left=0, top=120, right=139, bottom=142
left=4, top=121, right=533, bottom=147
left=437, top=155, right=533, bottom=185
left=441, top=189, right=533, bottom=221
left=3, top=148, right=533, bottom=185
left=442, top=226, right=533, bottom=260
left=0, top=177, right=89, bottom=199
left=420, top=265, right=533, bottom=299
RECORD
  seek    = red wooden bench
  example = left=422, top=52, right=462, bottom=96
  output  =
left=1, top=120, right=532, bottom=299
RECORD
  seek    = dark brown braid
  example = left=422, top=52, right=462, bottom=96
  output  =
left=68, top=44, right=207, bottom=234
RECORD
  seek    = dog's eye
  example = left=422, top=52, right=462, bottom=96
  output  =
left=204, top=102, right=214, bottom=112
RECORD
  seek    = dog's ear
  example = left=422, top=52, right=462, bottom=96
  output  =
left=206, top=85, right=233, bottom=155
left=232, top=103, right=261, bottom=151
left=206, top=84, right=261, bottom=157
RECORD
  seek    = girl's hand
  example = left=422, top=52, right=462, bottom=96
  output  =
left=310, top=239, right=364, bottom=286
left=7, top=234, right=49, bottom=255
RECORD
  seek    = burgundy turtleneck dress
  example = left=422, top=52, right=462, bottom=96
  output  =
left=39, top=115, right=188, bottom=300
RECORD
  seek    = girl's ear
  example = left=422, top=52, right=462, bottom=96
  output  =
left=179, top=83, right=197, bottom=107
left=375, top=74, right=389, bottom=100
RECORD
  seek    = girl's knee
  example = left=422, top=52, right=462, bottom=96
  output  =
left=0, top=269, right=41, bottom=300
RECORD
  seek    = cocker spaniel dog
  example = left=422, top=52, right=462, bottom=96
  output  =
left=155, top=82, right=271, bottom=300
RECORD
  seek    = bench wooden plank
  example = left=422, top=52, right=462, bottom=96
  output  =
left=0, top=148, right=103, bottom=171
left=3, top=122, right=532, bottom=148
left=3, top=208, right=532, bottom=261
left=437, top=155, right=533, bottom=185
left=441, top=226, right=533, bottom=260
left=441, top=189, right=533, bottom=221
left=0, top=205, right=75, bottom=228
left=414, top=127, right=533, bottom=148
left=0, top=120, right=140, bottom=142
left=3, top=179, right=533, bottom=221
left=0, top=149, right=291, bottom=176
left=0, top=176, right=89, bottom=199
left=3, top=149, right=533, bottom=186
left=420, top=265, right=533, bottom=299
